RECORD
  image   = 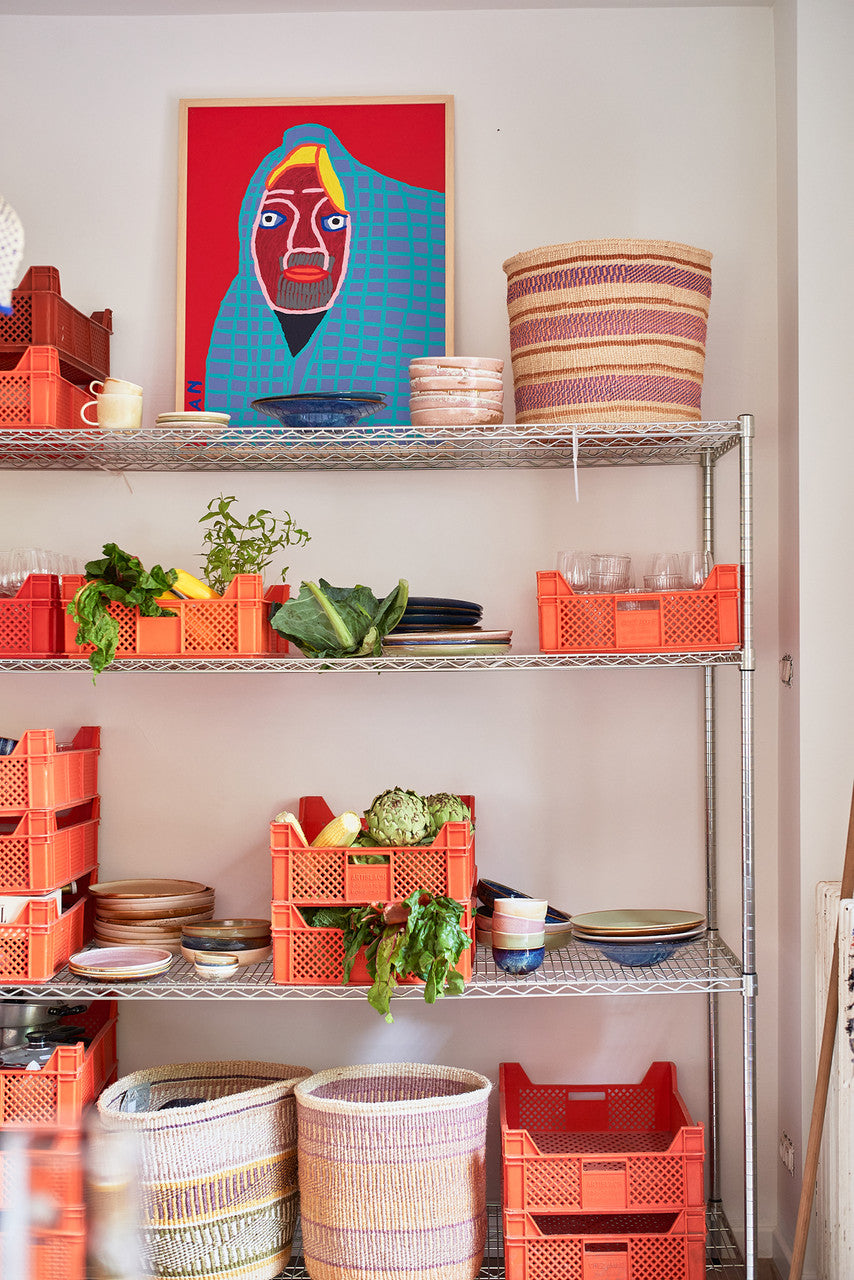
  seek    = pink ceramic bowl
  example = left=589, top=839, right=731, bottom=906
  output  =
left=410, top=392, right=504, bottom=413
left=411, top=406, right=504, bottom=427
left=409, top=355, right=504, bottom=374
left=409, top=374, right=504, bottom=394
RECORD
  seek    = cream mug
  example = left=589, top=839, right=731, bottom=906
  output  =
left=81, top=391, right=143, bottom=431
left=89, top=377, right=143, bottom=397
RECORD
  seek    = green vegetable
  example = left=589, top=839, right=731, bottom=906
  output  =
left=199, top=494, right=310, bottom=595
left=305, top=892, right=470, bottom=1023
left=425, top=793, right=472, bottom=836
left=68, top=544, right=177, bottom=677
left=364, top=788, right=433, bottom=847
left=269, top=578, right=409, bottom=659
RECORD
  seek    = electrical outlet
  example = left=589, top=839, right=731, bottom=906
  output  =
left=779, top=1131, right=795, bottom=1175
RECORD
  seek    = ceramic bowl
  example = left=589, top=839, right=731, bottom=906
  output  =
left=181, top=943, right=271, bottom=968
left=251, top=394, right=386, bottom=429
left=410, top=407, right=504, bottom=427
left=192, top=951, right=240, bottom=980
left=182, top=918, right=271, bottom=940
left=476, top=904, right=573, bottom=951
left=409, top=356, right=504, bottom=374
left=491, top=945, right=546, bottom=975
left=409, top=375, right=504, bottom=393
left=574, top=934, right=693, bottom=967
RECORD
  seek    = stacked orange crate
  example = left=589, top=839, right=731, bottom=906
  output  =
left=270, top=794, right=476, bottom=985
left=500, top=1061, right=707, bottom=1280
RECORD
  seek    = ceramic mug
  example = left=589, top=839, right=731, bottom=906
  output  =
left=89, top=377, right=143, bottom=397
left=81, top=391, right=143, bottom=432
left=491, top=897, right=548, bottom=975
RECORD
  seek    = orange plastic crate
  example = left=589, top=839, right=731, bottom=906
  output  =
left=500, top=1062, right=704, bottom=1216
left=272, top=794, right=476, bottom=905
left=503, top=1207, right=706, bottom=1280
left=0, top=1204, right=87, bottom=1280
left=0, top=345, right=91, bottom=431
left=0, top=265, right=112, bottom=385
left=536, top=565, right=741, bottom=653
left=0, top=1133, right=84, bottom=1225
left=62, top=574, right=290, bottom=658
left=0, top=727, right=100, bottom=815
left=0, top=797, right=99, bottom=893
left=0, top=573, right=63, bottom=656
left=0, top=1002, right=118, bottom=1130
left=0, top=892, right=92, bottom=983
left=271, top=900, right=474, bottom=987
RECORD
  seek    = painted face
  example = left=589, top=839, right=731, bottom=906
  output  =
left=251, top=164, right=351, bottom=314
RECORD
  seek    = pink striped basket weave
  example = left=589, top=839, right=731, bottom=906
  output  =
left=295, top=1062, right=492, bottom=1280
left=502, top=238, right=713, bottom=424
left=97, top=1060, right=313, bottom=1280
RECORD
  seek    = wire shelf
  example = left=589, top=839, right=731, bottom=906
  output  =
left=1, top=934, right=744, bottom=1001
left=0, top=421, right=741, bottom=472
left=273, top=1203, right=744, bottom=1278
left=0, top=650, right=744, bottom=673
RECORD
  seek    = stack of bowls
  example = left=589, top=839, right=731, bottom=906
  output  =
left=90, top=878, right=215, bottom=953
left=180, top=918, right=272, bottom=969
left=409, top=356, right=504, bottom=427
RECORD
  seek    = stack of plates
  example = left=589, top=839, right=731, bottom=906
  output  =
left=90, top=878, right=215, bottom=953
left=571, top=909, right=706, bottom=968
left=385, top=596, right=512, bottom=656
left=409, top=357, right=504, bottom=427
left=155, top=411, right=230, bottom=428
left=69, top=946, right=173, bottom=982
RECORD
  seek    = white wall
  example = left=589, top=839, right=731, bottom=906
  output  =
left=0, top=6, right=780, bottom=1243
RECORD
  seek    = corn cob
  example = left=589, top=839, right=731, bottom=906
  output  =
left=313, top=811, right=362, bottom=848
left=274, top=810, right=309, bottom=845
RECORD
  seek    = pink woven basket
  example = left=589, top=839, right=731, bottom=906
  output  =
left=503, top=238, right=712, bottom=424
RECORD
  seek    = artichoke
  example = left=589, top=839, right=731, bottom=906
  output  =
left=426, top=793, right=472, bottom=835
left=364, top=788, right=433, bottom=847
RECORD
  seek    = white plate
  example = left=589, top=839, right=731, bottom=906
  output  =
left=155, top=411, right=231, bottom=425
left=68, top=946, right=173, bottom=980
left=571, top=924, right=706, bottom=944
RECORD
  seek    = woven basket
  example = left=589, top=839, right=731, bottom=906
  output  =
left=503, top=238, right=712, bottom=424
left=295, top=1062, right=492, bottom=1280
left=96, top=1060, right=312, bottom=1280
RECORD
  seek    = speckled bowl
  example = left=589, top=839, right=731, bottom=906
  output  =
left=491, top=944, right=546, bottom=975
left=573, top=934, right=693, bottom=967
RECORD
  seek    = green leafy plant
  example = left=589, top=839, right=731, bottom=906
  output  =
left=68, top=544, right=177, bottom=677
left=303, top=890, right=471, bottom=1023
left=269, top=578, right=408, bottom=658
left=199, top=494, right=310, bottom=595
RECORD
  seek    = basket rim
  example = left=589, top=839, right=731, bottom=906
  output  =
left=96, top=1059, right=312, bottom=1127
left=295, top=1061, right=492, bottom=1113
left=502, top=238, right=713, bottom=275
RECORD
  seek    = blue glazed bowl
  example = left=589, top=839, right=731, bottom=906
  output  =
left=251, top=393, right=386, bottom=430
left=492, top=945, right=546, bottom=975
left=575, top=934, right=693, bottom=967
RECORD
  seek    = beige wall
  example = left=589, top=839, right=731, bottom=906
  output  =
left=0, top=5, right=781, bottom=1247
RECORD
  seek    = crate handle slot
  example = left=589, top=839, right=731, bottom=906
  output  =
left=567, top=1090, right=606, bottom=1101
left=582, top=1159, right=627, bottom=1172
left=615, top=599, right=661, bottom=612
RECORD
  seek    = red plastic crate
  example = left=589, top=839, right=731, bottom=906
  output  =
left=0, top=1203, right=87, bottom=1280
left=62, top=574, right=290, bottom=658
left=271, top=900, right=475, bottom=987
left=503, top=1207, right=706, bottom=1280
left=0, top=265, right=112, bottom=385
left=536, top=565, right=741, bottom=653
left=500, top=1062, right=704, bottom=1216
left=0, top=346, right=91, bottom=431
left=0, top=573, right=63, bottom=656
left=0, top=1132, right=84, bottom=1224
left=0, top=727, right=100, bottom=815
left=0, top=891, right=93, bottom=983
left=0, top=797, right=100, bottom=893
left=0, top=1002, right=118, bottom=1130
left=272, top=794, right=476, bottom=905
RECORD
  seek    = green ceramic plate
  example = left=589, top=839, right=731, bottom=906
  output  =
left=568, top=909, right=705, bottom=936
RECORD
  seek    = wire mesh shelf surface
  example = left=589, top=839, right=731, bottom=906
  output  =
left=0, top=421, right=742, bottom=472
left=1, top=934, right=744, bottom=1001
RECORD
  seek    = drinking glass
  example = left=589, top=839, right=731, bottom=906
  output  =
left=682, top=551, right=713, bottom=589
left=644, top=552, right=684, bottom=590
left=588, top=553, right=632, bottom=592
left=557, top=550, right=591, bottom=591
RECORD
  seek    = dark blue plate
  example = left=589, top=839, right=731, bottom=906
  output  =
left=407, top=597, right=482, bottom=611
left=251, top=393, right=386, bottom=430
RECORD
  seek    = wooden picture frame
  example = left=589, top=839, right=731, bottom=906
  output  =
left=177, top=96, right=453, bottom=426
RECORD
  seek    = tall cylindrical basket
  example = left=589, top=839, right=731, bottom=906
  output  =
left=296, top=1062, right=492, bottom=1280
left=503, top=238, right=713, bottom=424
left=96, top=1059, right=312, bottom=1280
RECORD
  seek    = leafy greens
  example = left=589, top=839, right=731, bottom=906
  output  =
left=269, top=578, right=408, bottom=659
left=69, top=543, right=177, bottom=676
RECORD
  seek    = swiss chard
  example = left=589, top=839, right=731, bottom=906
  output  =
left=68, top=543, right=177, bottom=677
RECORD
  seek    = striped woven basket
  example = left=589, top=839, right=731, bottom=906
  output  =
left=96, top=1060, right=313, bottom=1280
left=503, top=238, right=713, bottom=424
left=295, top=1062, right=492, bottom=1280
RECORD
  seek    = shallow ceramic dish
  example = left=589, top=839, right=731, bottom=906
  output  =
left=573, top=934, right=695, bottom=968
left=410, top=375, right=504, bottom=393
left=381, top=641, right=511, bottom=656
left=181, top=918, right=271, bottom=940
left=68, top=946, right=172, bottom=980
left=410, top=407, right=504, bottom=427
left=155, top=411, right=230, bottom=425
left=89, top=878, right=209, bottom=898
left=252, top=393, right=386, bottom=430
left=181, top=943, right=272, bottom=967
left=571, top=923, right=705, bottom=944
left=407, top=597, right=482, bottom=610
left=95, top=893, right=215, bottom=920
left=409, top=356, right=504, bottom=374
left=569, top=909, right=705, bottom=936
left=384, top=629, right=511, bottom=645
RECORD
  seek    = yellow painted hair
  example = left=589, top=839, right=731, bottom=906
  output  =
left=265, top=144, right=348, bottom=214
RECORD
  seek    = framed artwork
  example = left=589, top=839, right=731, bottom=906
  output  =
left=177, top=96, right=453, bottom=427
